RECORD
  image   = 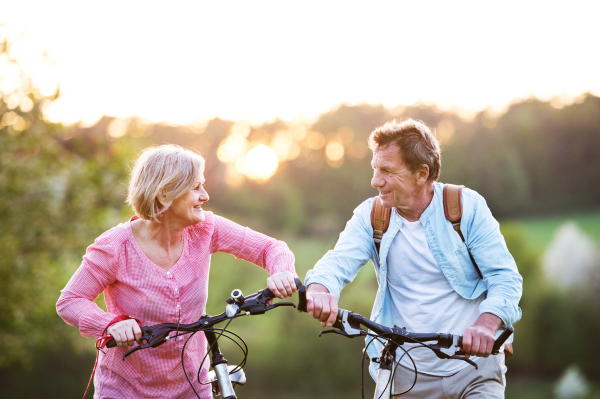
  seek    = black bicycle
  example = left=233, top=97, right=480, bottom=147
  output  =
left=311, top=305, right=513, bottom=398
left=105, top=278, right=307, bottom=399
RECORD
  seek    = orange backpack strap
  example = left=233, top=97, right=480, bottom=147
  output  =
left=443, top=184, right=465, bottom=240
left=371, top=196, right=391, bottom=254
left=443, top=184, right=483, bottom=279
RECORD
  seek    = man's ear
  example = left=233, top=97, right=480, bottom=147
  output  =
left=417, top=164, right=430, bottom=183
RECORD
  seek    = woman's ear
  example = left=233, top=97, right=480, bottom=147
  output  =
left=156, top=190, right=168, bottom=206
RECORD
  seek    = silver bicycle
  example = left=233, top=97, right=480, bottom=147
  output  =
left=106, top=278, right=306, bottom=399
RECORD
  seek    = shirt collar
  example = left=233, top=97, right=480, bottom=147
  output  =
left=419, top=182, right=443, bottom=223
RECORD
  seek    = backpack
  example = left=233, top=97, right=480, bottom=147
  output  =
left=370, top=183, right=513, bottom=358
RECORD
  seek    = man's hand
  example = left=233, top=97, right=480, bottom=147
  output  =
left=461, top=313, right=503, bottom=358
left=266, top=271, right=297, bottom=299
left=306, top=283, right=338, bottom=327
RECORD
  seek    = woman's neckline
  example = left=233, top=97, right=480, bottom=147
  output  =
left=127, top=216, right=188, bottom=272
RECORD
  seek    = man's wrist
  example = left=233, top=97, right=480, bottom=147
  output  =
left=306, top=283, right=331, bottom=294
left=474, top=312, right=503, bottom=333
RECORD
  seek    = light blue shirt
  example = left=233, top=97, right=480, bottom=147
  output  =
left=305, top=182, right=523, bottom=379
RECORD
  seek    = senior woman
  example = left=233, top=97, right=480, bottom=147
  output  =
left=56, top=145, right=297, bottom=399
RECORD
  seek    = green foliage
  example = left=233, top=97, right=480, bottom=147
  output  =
left=0, top=342, right=96, bottom=398
left=0, top=112, right=136, bottom=365
left=0, top=42, right=136, bottom=364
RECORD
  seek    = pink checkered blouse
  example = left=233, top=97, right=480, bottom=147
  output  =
left=57, top=212, right=295, bottom=399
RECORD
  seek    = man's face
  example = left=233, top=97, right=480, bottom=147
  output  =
left=371, top=143, right=420, bottom=209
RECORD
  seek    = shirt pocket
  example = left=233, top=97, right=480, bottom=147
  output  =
left=455, top=245, right=479, bottom=281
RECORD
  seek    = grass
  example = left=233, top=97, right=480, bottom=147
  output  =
left=506, top=378, right=600, bottom=399
left=504, top=210, right=600, bottom=252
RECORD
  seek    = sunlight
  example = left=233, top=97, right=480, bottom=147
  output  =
left=231, top=120, right=251, bottom=137
left=271, top=130, right=293, bottom=161
left=107, top=118, right=129, bottom=138
left=243, top=145, right=278, bottom=181
left=217, top=135, right=248, bottom=163
left=325, top=141, right=344, bottom=161
left=307, top=131, right=325, bottom=149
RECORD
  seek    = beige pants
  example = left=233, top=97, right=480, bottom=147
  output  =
left=391, top=353, right=507, bottom=398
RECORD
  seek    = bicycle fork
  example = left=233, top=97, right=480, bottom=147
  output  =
left=205, top=330, right=237, bottom=399
left=373, top=341, right=398, bottom=399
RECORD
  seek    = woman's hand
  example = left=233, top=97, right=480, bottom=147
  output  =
left=107, top=319, right=142, bottom=348
left=266, top=271, right=297, bottom=299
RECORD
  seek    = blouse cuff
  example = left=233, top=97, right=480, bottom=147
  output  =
left=78, top=306, right=119, bottom=338
left=266, top=241, right=297, bottom=276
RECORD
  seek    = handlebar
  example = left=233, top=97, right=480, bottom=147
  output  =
left=105, top=278, right=305, bottom=354
left=322, top=309, right=513, bottom=359
left=291, top=285, right=513, bottom=358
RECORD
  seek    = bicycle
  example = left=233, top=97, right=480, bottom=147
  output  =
left=105, top=278, right=307, bottom=399
left=300, top=302, right=513, bottom=399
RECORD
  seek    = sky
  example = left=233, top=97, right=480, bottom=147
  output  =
left=1, top=0, right=599, bottom=126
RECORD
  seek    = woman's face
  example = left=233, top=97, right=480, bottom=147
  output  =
left=167, top=172, right=209, bottom=226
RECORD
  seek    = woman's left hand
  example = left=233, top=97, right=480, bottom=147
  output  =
left=266, top=271, right=297, bottom=299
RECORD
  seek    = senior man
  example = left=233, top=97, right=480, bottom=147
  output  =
left=304, top=119, right=522, bottom=398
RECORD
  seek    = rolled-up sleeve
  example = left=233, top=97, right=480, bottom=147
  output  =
left=305, top=201, right=373, bottom=299
left=466, top=194, right=523, bottom=327
left=56, top=233, right=119, bottom=337
left=209, top=215, right=296, bottom=276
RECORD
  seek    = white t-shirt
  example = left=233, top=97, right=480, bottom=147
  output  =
left=387, top=218, right=484, bottom=376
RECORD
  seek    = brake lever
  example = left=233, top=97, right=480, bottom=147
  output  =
left=264, top=302, right=296, bottom=312
left=431, top=349, right=478, bottom=369
left=242, top=300, right=297, bottom=315
left=121, top=326, right=173, bottom=360
left=123, top=344, right=148, bottom=360
left=449, top=355, right=478, bottom=369
left=319, top=313, right=366, bottom=339
left=319, top=328, right=366, bottom=338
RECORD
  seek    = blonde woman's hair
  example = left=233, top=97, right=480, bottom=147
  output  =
left=126, top=145, right=205, bottom=221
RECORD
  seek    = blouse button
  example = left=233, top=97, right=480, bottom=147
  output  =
left=174, top=287, right=178, bottom=292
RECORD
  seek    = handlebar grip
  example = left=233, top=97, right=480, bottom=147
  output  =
left=293, top=277, right=308, bottom=313
left=491, top=326, right=514, bottom=354
left=262, top=277, right=306, bottom=300
left=106, top=338, right=117, bottom=348
left=297, top=285, right=307, bottom=312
